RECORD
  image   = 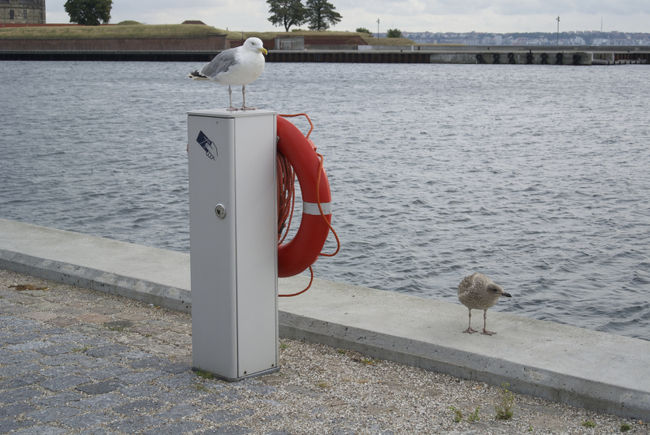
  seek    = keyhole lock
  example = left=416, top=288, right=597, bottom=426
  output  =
left=215, top=204, right=227, bottom=219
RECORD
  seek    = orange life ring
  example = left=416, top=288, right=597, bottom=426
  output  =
left=277, top=116, right=332, bottom=278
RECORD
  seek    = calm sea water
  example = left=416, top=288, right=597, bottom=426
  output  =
left=1, top=61, right=649, bottom=340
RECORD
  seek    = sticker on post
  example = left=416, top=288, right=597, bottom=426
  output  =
left=196, top=131, right=218, bottom=160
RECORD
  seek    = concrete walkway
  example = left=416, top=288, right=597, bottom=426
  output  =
left=1, top=218, right=649, bottom=421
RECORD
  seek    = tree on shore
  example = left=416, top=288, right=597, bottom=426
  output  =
left=64, top=0, right=112, bottom=25
left=267, top=0, right=308, bottom=32
left=305, top=0, right=342, bottom=31
left=387, top=28, right=402, bottom=38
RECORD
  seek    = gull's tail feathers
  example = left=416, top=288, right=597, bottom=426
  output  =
left=188, top=70, right=209, bottom=80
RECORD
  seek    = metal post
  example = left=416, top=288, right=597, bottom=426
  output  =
left=188, top=109, right=278, bottom=381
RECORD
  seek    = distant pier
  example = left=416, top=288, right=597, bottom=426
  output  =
left=0, top=46, right=648, bottom=64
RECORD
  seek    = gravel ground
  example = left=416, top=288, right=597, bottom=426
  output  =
left=0, top=268, right=647, bottom=434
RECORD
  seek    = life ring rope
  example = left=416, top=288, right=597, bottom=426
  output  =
left=276, top=148, right=296, bottom=245
left=277, top=113, right=340, bottom=297
left=314, top=150, right=340, bottom=258
left=280, top=112, right=314, bottom=139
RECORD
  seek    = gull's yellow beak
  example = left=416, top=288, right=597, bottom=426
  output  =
left=260, top=47, right=268, bottom=55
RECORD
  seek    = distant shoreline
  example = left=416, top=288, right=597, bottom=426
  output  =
left=1, top=24, right=648, bottom=64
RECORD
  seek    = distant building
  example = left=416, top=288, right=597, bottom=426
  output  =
left=0, top=0, right=45, bottom=24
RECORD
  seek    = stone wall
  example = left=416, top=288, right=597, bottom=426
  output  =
left=228, top=34, right=368, bottom=51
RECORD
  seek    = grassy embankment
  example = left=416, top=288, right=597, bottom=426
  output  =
left=0, top=22, right=415, bottom=46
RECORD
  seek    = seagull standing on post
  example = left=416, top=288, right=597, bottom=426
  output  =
left=458, top=273, right=511, bottom=335
left=189, top=37, right=267, bottom=111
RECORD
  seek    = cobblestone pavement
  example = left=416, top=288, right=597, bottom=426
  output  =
left=1, top=268, right=647, bottom=434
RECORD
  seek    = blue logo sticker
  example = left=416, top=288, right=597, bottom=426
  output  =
left=196, top=131, right=217, bottom=160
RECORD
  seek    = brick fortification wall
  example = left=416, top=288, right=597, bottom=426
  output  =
left=0, top=34, right=227, bottom=51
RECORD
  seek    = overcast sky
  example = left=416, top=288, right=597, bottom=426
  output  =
left=46, top=0, right=650, bottom=33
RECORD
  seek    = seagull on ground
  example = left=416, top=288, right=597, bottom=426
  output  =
left=189, top=37, right=267, bottom=111
left=457, top=273, right=511, bottom=335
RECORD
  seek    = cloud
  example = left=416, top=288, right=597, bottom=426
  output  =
left=46, top=0, right=650, bottom=32
left=336, top=0, right=650, bottom=32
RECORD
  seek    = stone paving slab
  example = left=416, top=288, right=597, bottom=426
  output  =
left=2, top=269, right=648, bottom=433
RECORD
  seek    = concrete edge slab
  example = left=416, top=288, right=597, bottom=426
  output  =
left=0, top=248, right=192, bottom=314
left=1, top=219, right=649, bottom=420
left=279, top=312, right=650, bottom=420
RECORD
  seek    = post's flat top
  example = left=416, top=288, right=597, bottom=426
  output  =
left=188, top=109, right=276, bottom=119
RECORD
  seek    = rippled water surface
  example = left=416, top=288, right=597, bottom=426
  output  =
left=1, top=61, right=649, bottom=340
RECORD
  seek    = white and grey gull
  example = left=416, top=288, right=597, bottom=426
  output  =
left=457, top=273, right=511, bottom=335
left=189, top=37, right=267, bottom=111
